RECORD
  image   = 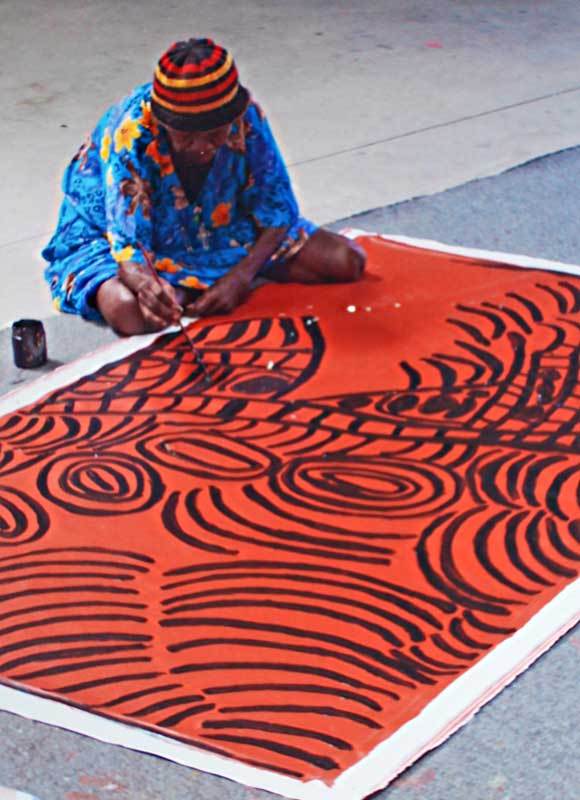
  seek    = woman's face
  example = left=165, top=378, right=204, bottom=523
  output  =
left=160, top=122, right=232, bottom=166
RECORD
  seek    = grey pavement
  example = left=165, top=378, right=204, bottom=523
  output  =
left=1, top=147, right=579, bottom=800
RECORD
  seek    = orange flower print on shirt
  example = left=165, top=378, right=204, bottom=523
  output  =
left=145, top=139, right=174, bottom=177
left=179, top=275, right=207, bottom=290
left=114, top=116, right=142, bottom=153
left=139, top=100, right=159, bottom=136
left=211, top=202, right=232, bottom=228
left=154, top=257, right=182, bottom=274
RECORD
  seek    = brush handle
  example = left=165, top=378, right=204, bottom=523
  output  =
left=135, top=245, right=210, bottom=379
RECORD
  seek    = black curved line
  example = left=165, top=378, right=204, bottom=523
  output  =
left=0, top=600, right=146, bottom=625
left=431, top=633, right=478, bottom=661
left=536, top=283, right=568, bottom=313
left=56, top=671, right=162, bottom=695
left=203, top=719, right=352, bottom=751
left=545, top=518, right=580, bottom=562
left=0, top=632, right=151, bottom=658
left=0, top=546, right=154, bottom=566
left=476, top=452, right=522, bottom=508
left=158, top=702, right=216, bottom=728
left=0, top=613, right=147, bottom=638
left=456, top=304, right=506, bottom=338
left=483, top=302, right=531, bottom=334
left=547, top=465, right=578, bottom=521
left=421, top=358, right=457, bottom=389
left=98, top=683, right=183, bottom=710
left=558, top=280, right=580, bottom=313
left=218, top=704, right=381, bottom=729
left=462, top=611, right=516, bottom=635
left=12, top=656, right=152, bottom=682
left=0, top=572, right=135, bottom=588
left=131, top=693, right=206, bottom=717
left=525, top=512, right=577, bottom=578
left=0, top=585, right=139, bottom=604
left=449, top=618, right=491, bottom=650
left=201, top=733, right=339, bottom=771
left=409, top=645, right=462, bottom=671
left=506, top=453, right=537, bottom=501
left=455, top=340, right=504, bottom=382
left=505, top=512, right=554, bottom=587
left=1, top=644, right=149, bottom=674
left=432, top=354, right=486, bottom=385
left=447, top=319, right=490, bottom=347
left=523, top=456, right=565, bottom=509
left=204, top=682, right=381, bottom=710
left=162, top=491, right=237, bottom=555
left=400, top=361, right=421, bottom=390
left=505, top=292, right=543, bottom=323
left=0, top=558, right=149, bottom=576
left=474, top=510, right=538, bottom=596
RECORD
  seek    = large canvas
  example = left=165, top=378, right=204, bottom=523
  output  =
left=0, top=233, right=578, bottom=800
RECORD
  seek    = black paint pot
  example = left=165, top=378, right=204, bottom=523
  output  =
left=12, top=319, right=47, bottom=369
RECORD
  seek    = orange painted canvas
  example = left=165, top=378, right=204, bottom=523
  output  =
left=0, top=234, right=578, bottom=800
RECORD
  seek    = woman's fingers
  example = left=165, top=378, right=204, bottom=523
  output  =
left=139, top=283, right=181, bottom=323
left=139, top=301, right=168, bottom=332
left=188, top=288, right=219, bottom=316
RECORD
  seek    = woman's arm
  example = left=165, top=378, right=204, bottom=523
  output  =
left=186, top=226, right=288, bottom=316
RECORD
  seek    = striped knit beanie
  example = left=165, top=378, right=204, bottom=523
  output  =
left=151, top=38, right=249, bottom=131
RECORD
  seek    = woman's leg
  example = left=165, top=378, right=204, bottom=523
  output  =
left=96, top=278, right=148, bottom=336
left=270, top=229, right=366, bottom=284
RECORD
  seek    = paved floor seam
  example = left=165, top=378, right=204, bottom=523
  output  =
left=288, top=83, right=580, bottom=167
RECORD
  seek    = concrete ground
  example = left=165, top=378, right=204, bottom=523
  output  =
left=1, top=2, right=579, bottom=798
left=5, top=0, right=580, bottom=326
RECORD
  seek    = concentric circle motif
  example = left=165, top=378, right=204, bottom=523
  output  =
left=276, top=456, right=460, bottom=518
left=37, top=452, right=164, bottom=516
left=137, top=432, right=275, bottom=481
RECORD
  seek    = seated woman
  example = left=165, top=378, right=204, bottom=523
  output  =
left=43, top=37, right=366, bottom=335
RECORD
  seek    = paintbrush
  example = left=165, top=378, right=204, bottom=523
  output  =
left=137, top=244, right=211, bottom=383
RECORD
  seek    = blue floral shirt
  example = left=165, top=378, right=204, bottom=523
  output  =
left=43, top=83, right=313, bottom=318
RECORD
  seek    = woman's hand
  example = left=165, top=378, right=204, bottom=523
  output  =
left=118, top=261, right=182, bottom=331
left=185, top=270, right=252, bottom=316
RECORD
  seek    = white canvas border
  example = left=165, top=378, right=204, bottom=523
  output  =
left=0, top=232, right=578, bottom=800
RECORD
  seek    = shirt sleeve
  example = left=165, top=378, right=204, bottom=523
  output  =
left=241, top=103, right=299, bottom=231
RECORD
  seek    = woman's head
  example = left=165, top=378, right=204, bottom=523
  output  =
left=151, top=38, right=249, bottom=137
left=156, top=120, right=233, bottom=166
